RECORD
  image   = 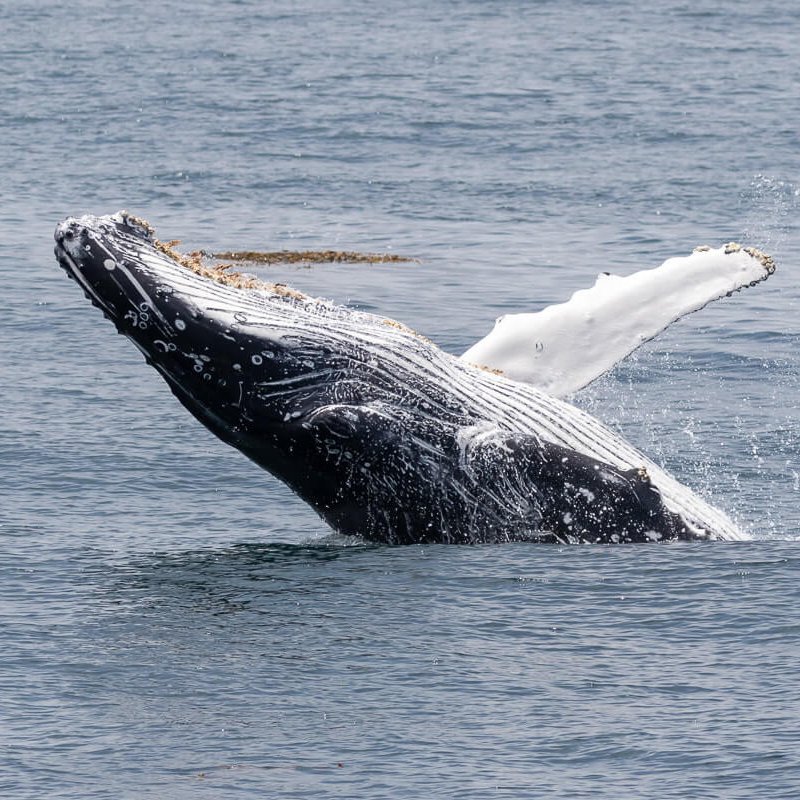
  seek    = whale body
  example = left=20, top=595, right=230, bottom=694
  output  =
left=53, top=212, right=772, bottom=543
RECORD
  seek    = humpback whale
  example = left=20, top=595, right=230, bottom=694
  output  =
left=53, top=212, right=774, bottom=544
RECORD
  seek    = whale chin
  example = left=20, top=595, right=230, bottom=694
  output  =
left=54, top=212, right=750, bottom=544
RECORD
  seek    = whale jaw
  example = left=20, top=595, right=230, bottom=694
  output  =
left=53, top=213, right=277, bottom=451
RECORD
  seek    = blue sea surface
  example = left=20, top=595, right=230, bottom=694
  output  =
left=2, top=1, right=800, bottom=797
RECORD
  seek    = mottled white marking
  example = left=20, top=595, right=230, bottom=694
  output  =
left=103, top=258, right=116, bottom=271
left=578, top=487, right=595, bottom=503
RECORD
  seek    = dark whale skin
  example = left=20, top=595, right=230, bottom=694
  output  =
left=54, top=212, right=734, bottom=544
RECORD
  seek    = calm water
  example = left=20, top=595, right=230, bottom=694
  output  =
left=2, top=0, right=800, bottom=797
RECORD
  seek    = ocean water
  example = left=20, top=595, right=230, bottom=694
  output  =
left=2, top=0, right=800, bottom=797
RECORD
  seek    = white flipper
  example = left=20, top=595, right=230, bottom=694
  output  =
left=460, top=244, right=775, bottom=397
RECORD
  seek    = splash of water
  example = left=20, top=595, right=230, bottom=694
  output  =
left=740, top=174, right=800, bottom=257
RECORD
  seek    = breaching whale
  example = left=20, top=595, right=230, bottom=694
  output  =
left=54, top=212, right=774, bottom=544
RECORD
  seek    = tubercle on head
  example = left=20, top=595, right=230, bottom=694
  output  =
left=118, top=210, right=155, bottom=237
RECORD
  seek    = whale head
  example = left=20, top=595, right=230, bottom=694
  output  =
left=53, top=212, right=334, bottom=453
left=55, top=212, right=159, bottom=323
left=53, top=212, right=445, bottom=535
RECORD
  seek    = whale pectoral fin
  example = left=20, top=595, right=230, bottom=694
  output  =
left=450, top=426, right=704, bottom=543
left=484, top=436, right=701, bottom=543
left=301, top=410, right=699, bottom=544
left=460, top=244, right=775, bottom=397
